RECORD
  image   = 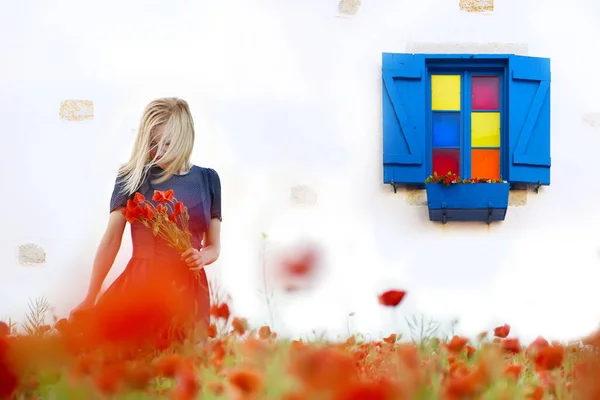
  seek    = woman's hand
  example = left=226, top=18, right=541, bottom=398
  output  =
left=181, top=248, right=204, bottom=271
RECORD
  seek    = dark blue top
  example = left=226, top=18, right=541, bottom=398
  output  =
left=109, top=165, right=221, bottom=259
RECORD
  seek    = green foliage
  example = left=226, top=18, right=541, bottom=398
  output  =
left=23, top=297, right=51, bottom=337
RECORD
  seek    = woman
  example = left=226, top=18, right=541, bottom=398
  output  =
left=71, top=97, right=221, bottom=344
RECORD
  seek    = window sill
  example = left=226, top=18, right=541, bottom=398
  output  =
left=425, top=182, right=510, bottom=224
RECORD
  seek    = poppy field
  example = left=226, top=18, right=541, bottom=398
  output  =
left=1, top=286, right=600, bottom=400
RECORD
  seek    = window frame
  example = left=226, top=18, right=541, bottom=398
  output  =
left=425, top=60, right=509, bottom=181
left=381, top=53, right=551, bottom=188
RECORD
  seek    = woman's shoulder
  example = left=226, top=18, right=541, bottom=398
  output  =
left=191, top=166, right=221, bottom=196
left=192, top=165, right=220, bottom=179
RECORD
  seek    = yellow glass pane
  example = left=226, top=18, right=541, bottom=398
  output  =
left=471, top=112, right=500, bottom=147
left=431, top=75, right=461, bottom=111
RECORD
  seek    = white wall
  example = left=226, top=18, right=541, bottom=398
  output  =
left=2, top=0, right=600, bottom=344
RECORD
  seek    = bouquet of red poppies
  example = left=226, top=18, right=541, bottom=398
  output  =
left=121, top=189, right=192, bottom=253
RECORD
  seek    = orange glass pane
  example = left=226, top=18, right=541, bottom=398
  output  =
left=471, top=149, right=500, bottom=180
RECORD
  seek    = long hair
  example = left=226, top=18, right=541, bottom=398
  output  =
left=117, top=98, right=195, bottom=195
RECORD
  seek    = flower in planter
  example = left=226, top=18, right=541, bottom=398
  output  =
left=424, top=171, right=460, bottom=186
left=425, top=171, right=506, bottom=186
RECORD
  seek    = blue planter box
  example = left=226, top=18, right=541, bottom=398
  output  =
left=425, top=183, right=510, bottom=224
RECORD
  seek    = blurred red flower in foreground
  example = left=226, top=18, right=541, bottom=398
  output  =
left=446, top=335, right=469, bottom=354
left=232, top=317, right=249, bottom=336
left=334, top=378, right=403, bottom=400
left=494, top=324, right=510, bottom=338
left=172, top=365, right=200, bottom=400
left=377, top=290, right=407, bottom=307
left=526, top=336, right=550, bottom=356
left=258, top=326, right=272, bottom=340
left=0, top=338, right=18, bottom=399
left=227, top=367, right=265, bottom=398
left=210, top=303, right=231, bottom=321
left=502, top=338, right=521, bottom=354
left=276, top=244, right=322, bottom=293
left=533, top=344, right=564, bottom=371
left=504, top=363, right=523, bottom=380
left=281, top=246, right=320, bottom=278
left=0, top=322, right=9, bottom=338
left=6, top=277, right=600, bottom=400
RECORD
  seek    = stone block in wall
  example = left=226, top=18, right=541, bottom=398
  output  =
left=508, top=190, right=527, bottom=206
left=59, top=100, right=94, bottom=121
left=291, top=185, right=318, bottom=205
left=338, top=0, right=361, bottom=15
left=459, top=0, right=493, bottom=12
left=18, top=243, right=46, bottom=265
left=405, top=188, right=427, bottom=206
left=583, top=113, right=600, bottom=128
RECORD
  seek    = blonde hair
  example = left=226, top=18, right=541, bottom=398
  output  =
left=118, top=97, right=195, bottom=195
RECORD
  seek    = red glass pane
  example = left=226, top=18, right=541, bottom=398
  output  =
left=432, top=149, right=460, bottom=176
left=472, top=76, right=500, bottom=110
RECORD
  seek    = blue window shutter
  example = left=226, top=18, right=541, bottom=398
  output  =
left=382, top=53, right=426, bottom=184
left=507, top=55, right=551, bottom=185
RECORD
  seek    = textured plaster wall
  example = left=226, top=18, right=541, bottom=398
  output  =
left=1, top=0, right=600, bottom=344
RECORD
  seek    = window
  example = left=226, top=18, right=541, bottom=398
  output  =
left=382, top=53, right=551, bottom=188
left=430, top=71, right=503, bottom=180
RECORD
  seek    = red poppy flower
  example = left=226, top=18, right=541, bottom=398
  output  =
left=143, top=203, right=156, bottom=220
left=258, top=326, right=272, bottom=340
left=122, top=200, right=144, bottom=223
left=282, top=247, right=320, bottom=278
left=210, top=303, right=230, bottom=321
left=173, top=201, right=185, bottom=216
left=227, top=367, right=264, bottom=397
left=133, top=192, right=145, bottom=203
left=504, top=363, right=523, bottom=380
left=446, top=335, right=469, bottom=353
left=534, top=345, right=564, bottom=371
left=502, top=338, right=521, bottom=354
left=377, top=290, right=407, bottom=307
left=493, top=324, right=510, bottom=338
left=232, top=317, right=249, bottom=335
left=207, top=324, right=217, bottom=338
left=152, top=189, right=175, bottom=203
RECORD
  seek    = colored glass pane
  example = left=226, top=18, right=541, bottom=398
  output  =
left=432, top=149, right=460, bottom=176
left=471, top=149, right=500, bottom=180
left=472, top=76, right=500, bottom=110
left=471, top=112, right=500, bottom=147
left=432, top=112, right=460, bottom=147
left=431, top=75, right=461, bottom=111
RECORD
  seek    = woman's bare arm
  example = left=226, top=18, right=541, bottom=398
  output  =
left=200, top=218, right=221, bottom=266
left=85, top=210, right=127, bottom=301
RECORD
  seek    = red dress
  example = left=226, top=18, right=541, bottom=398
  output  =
left=90, top=166, right=221, bottom=346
